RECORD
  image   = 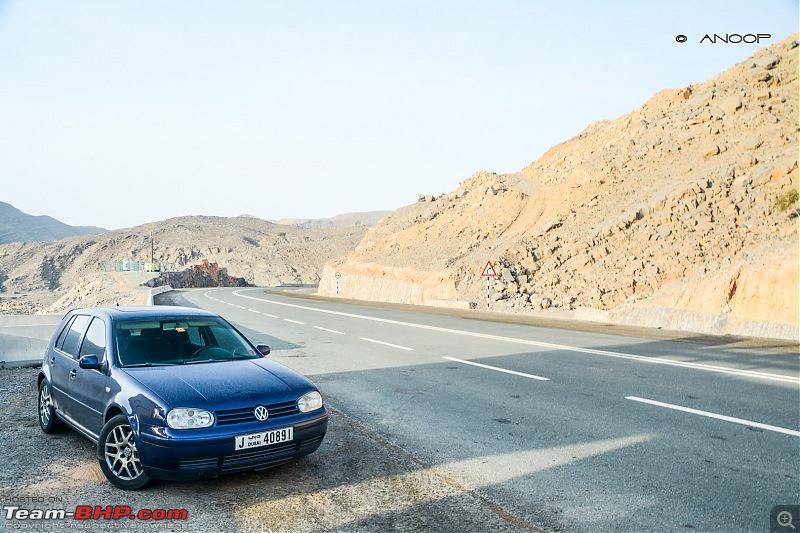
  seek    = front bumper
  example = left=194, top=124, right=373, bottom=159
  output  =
left=136, top=408, right=328, bottom=481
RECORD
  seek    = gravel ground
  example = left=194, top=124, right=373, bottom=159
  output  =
left=0, top=367, right=534, bottom=533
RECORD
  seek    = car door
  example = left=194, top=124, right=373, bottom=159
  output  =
left=70, top=317, right=109, bottom=438
left=49, top=314, right=91, bottom=420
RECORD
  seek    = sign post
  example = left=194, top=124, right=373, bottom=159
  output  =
left=480, top=260, right=497, bottom=310
left=335, top=271, right=341, bottom=297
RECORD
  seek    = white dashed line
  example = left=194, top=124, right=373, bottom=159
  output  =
left=314, top=326, right=345, bottom=335
left=236, top=305, right=246, bottom=309
left=262, top=313, right=278, bottom=318
left=443, top=356, right=550, bottom=381
left=248, top=309, right=260, bottom=314
left=360, top=337, right=413, bottom=351
left=626, top=396, right=800, bottom=437
left=284, top=319, right=305, bottom=325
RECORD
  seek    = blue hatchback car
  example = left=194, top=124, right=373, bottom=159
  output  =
left=37, top=306, right=328, bottom=490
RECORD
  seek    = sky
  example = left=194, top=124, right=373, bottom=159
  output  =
left=0, top=1, right=797, bottom=230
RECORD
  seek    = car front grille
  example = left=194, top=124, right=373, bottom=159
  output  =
left=215, top=400, right=299, bottom=425
left=222, top=442, right=296, bottom=468
left=178, top=434, right=324, bottom=472
left=178, top=456, right=219, bottom=469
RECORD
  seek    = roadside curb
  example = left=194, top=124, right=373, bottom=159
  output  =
left=264, top=288, right=799, bottom=353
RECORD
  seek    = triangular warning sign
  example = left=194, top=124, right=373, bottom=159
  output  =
left=481, top=260, right=497, bottom=277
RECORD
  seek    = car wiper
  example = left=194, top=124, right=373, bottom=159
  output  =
left=181, top=358, right=230, bottom=365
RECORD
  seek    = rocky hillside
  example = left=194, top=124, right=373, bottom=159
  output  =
left=0, top=201, right=106, bottom=244
left=0, top=215, right=366, bottom=314
left=320, top=36, right=799, bottom=339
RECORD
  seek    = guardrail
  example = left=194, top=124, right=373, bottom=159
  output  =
left=147, top=286, right=173, bottom=305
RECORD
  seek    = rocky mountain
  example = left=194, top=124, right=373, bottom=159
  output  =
left=319, top=35, right=799, bottom=340
left=0, top=215, right=367, bottom=314
left=0, top=201, right=106, bottom=244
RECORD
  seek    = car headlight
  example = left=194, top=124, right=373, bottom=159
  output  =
left=298, top=391, right=323, bottom=413
left=166, top=408, right=214, bottom=429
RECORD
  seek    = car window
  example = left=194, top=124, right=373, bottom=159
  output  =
left=60, top=315, right=91, bottom=358
left=55, top=315, right=77, bottom=351
left=79, top=317, right=107, bottom=363
left=115, top=317, right=257, bottom=366
left=206, top=325, right=250, bottom=353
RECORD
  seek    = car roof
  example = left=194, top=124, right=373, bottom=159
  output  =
left=66, top=306, right=219, bottom=323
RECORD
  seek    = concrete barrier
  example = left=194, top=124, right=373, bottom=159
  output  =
left=0, top=314, right=62, bottom=368
left=0, top=287, right=173, bottom=368
left=575, top=305, right=799, bottom=341
left=147, top=285, right=173, bottom=305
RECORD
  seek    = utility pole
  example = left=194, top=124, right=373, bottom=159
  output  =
left=150, top=230, right=155, bottom=271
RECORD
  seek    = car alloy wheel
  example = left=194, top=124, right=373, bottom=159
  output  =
left=38, top=380, right=64, bottom=434
left=98, top=414, right=150, bottom=490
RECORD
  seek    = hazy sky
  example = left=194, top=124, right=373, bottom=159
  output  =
left=0, top=1, right=797, bottom=230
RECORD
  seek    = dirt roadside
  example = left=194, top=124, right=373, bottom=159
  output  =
left=0, top=367, right=538, bottom=533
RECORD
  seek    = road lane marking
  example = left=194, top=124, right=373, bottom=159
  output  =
left=247, top=309, right=260, bottom=314
left=443, top=356, right=549, bottom=381
left=284, top=319, right=305, bottom=325
left=226, top=302, right=235, bottom=306
left=262, top=313, right=278, bottom=318
left=236, top=305, right=246, bottom=309
left=228, top=289, right=799, bottom=385
left=360, top=337, right=413, bottom=351
left=626, top=396, right=800, bottom=437
left=314, top=326, right=345, bottom=335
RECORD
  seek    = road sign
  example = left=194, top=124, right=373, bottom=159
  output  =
left=481, top=261, right=497, bottom=277
left=335, top=272, right=341, bottom=279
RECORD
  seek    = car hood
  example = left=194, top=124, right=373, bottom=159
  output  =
left=123, top=358, right=313, bottom=408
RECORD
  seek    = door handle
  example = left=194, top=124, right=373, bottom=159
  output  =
left=69, top=369, right=77, bottom=379
left=50, top=357, right=56, bottom=365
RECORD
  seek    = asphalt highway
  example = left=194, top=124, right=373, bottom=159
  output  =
left=159, top=287, right=800, bottom=533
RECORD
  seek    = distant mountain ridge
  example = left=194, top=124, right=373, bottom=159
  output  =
left=0, top=201, right=107, bottom=244
left=272, top=211, right=390, bottom=228
left=0, top=213, right=368, bottom=314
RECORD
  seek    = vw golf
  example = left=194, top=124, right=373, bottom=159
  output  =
left=37, top=306, right=328, bottom=490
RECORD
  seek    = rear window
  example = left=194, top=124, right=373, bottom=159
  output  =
left=58, top=315, right=91, bottom=358
left=55, top=316, right=77, bottom=351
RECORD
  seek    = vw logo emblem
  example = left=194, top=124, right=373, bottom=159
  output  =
left=254, top=405, right=269, bottom=422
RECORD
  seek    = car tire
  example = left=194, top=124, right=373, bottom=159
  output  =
left=98, top=414, right=150, bottom=490
left=38, top=379, right=65, bottom=434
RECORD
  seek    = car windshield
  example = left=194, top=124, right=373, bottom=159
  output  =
left=115, top=317, right=259, bottom=367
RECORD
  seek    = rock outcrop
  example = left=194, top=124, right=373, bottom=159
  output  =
left=145, top=260, right=248, bottom=289
left=320, top=35, right=799, bottom=340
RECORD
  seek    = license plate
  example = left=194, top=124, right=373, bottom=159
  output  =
left=235, top=426, right=294, bottom=450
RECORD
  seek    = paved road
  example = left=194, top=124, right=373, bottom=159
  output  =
left=161, top=287, right=800, bottom=533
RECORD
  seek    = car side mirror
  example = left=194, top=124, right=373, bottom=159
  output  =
left=256, top=344, right=271, bottom=356
left=79, top=354, right=105, bottom=370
